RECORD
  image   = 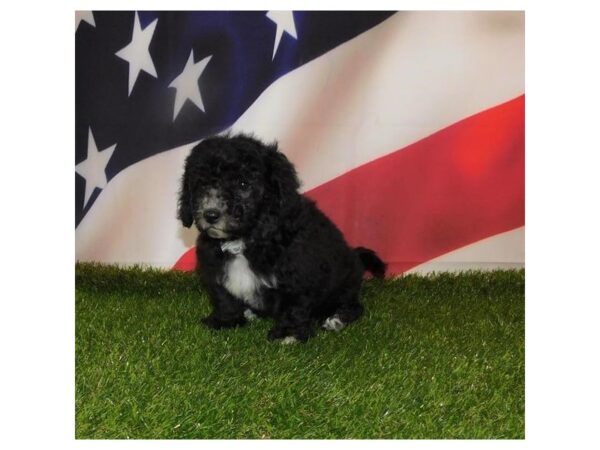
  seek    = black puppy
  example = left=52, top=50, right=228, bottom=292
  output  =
left=178, top=134, right=386, bottom=343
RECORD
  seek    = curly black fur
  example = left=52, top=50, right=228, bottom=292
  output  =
left=178, top=134, right=386, bottom=343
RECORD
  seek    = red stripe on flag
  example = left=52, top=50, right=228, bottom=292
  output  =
left=173, top=95, right=525, bottom=274
left=173, top=248, right=197, bottom=272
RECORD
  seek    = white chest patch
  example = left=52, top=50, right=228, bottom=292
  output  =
left=220, top=240, right=276, bottom=309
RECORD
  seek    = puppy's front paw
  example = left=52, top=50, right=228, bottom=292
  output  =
left=243, top=309, right=259, bottom=321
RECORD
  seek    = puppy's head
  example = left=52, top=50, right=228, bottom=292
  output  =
left=178, top=134, right=300, bottom=239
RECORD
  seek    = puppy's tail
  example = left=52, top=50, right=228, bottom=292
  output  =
left=354, top=247, right=387, bottom=279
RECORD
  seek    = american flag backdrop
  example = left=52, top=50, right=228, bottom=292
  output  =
left=75, top=11, right=524, bottom=275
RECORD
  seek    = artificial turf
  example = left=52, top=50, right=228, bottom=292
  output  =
left=75, top=263, right=525, bottom=439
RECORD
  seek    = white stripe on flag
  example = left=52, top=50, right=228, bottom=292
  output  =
left=407, top=227, right=525, bottom=274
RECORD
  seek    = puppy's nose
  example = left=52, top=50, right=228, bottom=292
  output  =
left=203, top=209, right=221, bottom=224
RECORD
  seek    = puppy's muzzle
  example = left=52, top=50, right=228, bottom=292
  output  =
left=203, top=209, right=221, bottom=224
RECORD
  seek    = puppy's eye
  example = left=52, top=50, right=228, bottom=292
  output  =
left=239, top=180, right=250, bottom=191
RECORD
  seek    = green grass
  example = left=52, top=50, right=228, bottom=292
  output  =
left=75, top=263, right=524, bottom=439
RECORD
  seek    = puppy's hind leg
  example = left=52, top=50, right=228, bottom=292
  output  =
left=322, top=288, right=364, bottom=332
left=322, top=303, right=363, bottom=331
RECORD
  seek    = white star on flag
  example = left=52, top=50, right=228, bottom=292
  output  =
left=115, top=12, right=158, bottom=96
left=168, top=50, right=213, bottom=121
left=76, top=128, right=117, bottom=208
left=75, top=11, right=95, bottom=31
left=266, top=11, right=297, bottom=60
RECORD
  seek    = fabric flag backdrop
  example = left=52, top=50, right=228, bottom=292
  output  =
left=75, top=11, right=524, bottom=275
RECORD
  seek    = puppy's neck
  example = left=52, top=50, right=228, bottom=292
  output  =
left=220, top=239, right=245, bottom=255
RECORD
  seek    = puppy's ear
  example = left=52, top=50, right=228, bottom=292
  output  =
left=177, top=158, right=194, bottom=228
left=265, top=145, right=300, bottom=210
